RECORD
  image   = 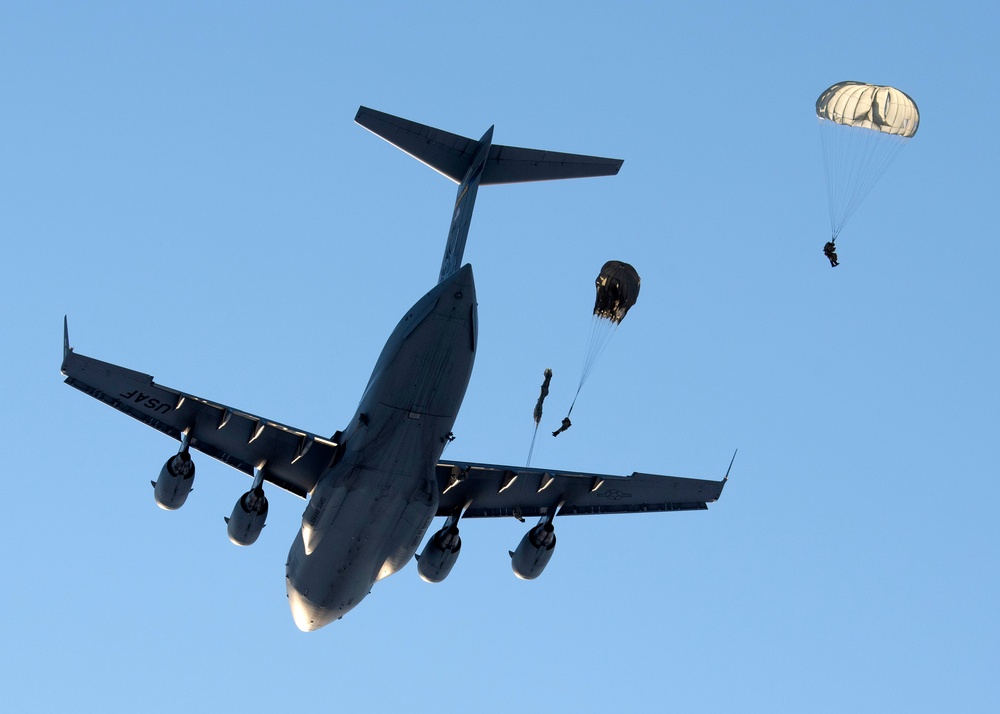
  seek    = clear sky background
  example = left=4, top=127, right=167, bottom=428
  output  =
left=2, top=2, right=997, bottom=712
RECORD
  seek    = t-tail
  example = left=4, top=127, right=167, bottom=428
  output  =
left=355, top=107, right=623, bottom=283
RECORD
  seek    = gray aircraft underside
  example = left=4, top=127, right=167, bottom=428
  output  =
left=61, top=106, right=728, bottom=632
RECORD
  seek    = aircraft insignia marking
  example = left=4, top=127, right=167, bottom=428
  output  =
left=598, top=489, right=631, bottom=501
left=118, top=389, right=173, bottom=415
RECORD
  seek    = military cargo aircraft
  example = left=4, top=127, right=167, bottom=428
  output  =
left=61, top=107, right=728, bottom=631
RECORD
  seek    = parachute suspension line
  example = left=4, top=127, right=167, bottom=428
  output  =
left=820, top=119, right=872, bottom=237
left=526, top=422, right=540, bottom=467
left=819, top=119, right=910, bottom=240
left=847, top=128, right=906, bottom=232
left=567, top=315, right=619, bottom=418
left=580, top=315, right=619, bottom=389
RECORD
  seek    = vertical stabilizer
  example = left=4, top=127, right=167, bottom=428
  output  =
left=440, top=126, right=492, bottom=282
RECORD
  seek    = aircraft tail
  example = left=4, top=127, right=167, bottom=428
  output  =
left=355, top=107, right=623, bottom=281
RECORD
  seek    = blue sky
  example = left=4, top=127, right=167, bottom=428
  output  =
left=2, top=2, right=997, bottom=712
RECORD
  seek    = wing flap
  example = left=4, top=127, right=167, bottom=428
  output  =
left=62, top=349, right=336, bottom=497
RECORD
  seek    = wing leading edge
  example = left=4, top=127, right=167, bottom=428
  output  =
left=435, top=459, right=727, bottom=519
left=61, top=320, right=336, bottom=498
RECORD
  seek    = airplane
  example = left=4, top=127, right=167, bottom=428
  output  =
left=61, top=106, right=729, bottom=632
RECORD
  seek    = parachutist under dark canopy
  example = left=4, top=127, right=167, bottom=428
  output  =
left=552, top=417, right=572, bottom=437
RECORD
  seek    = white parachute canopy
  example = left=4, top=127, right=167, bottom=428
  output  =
left=816, top=81, right=919, bottom=241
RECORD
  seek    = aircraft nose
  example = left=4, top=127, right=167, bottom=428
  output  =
left=287, top=582, right=340, bottom=632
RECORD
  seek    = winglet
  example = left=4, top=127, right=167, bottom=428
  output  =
left=62, top=316, right=72, bottom=370
left=723, top=449, right=738, bottom=482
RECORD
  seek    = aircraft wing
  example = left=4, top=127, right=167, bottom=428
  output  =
left=61, top=321, right=336, bottom=498
left=435, top=459, right=727, bottom=519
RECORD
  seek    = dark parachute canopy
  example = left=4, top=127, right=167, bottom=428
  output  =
left=816, top=81, right=919, bottom=242
left=593, top=260, right=641, bottom=324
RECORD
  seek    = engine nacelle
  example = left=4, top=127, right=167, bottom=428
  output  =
left=152, top=452, right=196, bottom=510
left=416, top=525, right=462, bottom=583
left=510, top=523, right=556, bottom=580
left=225, top=487, right=269, bottom=546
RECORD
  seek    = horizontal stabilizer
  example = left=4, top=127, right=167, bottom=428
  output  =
left=483, top=144, right=623, bottom=185
left=355, top=106, right=623, bottom=185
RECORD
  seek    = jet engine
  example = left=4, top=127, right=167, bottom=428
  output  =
left=510, top=522, right=556, bottom=580
left=152, top=451, right=196, bottom=510
left=225, top=486, right=269, bottom=546
left=416, top=524, right=462, bottom=583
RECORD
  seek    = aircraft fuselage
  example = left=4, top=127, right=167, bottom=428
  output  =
left=285, top=264, right=477, bottom=630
